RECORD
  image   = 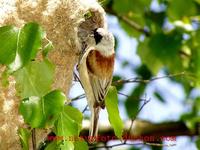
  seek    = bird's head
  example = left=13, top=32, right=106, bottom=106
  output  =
left=92, top=28, right=115, bottom=56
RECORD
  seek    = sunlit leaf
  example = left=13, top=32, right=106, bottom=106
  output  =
left=0, top=25, right=18, bottom=64
left=18, top=128, right=31, bottom=150
left=17, top=22, right=44, bottom=67
left=137, top=31, right=183, bottom=74
left=54, top=105, right=83, bottom=137
left=19, top=90, right=65, bottom=128
left=167, top=0, right=197, bottom=21
left=105, top=86, right=124, bottom=138
left=14, top=59, right=54, bottom=98
left=125, top=84, right=145, bottom=118
left=74, top=140, right=89, bottom=150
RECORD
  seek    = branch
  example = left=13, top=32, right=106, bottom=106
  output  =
left=112, top=72, right=185, bottom=86
left=80, top=119, right=199, bottom=138
left=105, top=8, right=150, bottom=36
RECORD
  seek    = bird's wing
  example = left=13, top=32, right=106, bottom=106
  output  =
left=86, top=49, right=115, bottom=108
left=89, top=73, right=112, bottom=108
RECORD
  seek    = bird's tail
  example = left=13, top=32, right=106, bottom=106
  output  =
left=89, top=107, right=100, bottom=143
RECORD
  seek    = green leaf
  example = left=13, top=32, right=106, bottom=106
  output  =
left=44, top=141, right=58, bottom=150
left=167, top=0, right=197, bottom=21
left=19, top=90, right=65, bottom=128
left=18, top=128, right=31, bottom=150
left=63, top=105, right=83, bottom=132
left=55, top=105, right=83, bottom=137
left=112, top=75, right=124, bottom=91
left=196, top=137, right=200, bottom=149
left=74, top=140, right=88, bottom=150
left=14, top=59, right=54, bottom=98
left=113, top=0, right=151, bottom=37
left=59, top=141, right=74, bottom=150
left=154, top=92, right=165, bottom=103
left=113, top=0, right=151, bottom=15
left=182, top=97, right=200, bottom=130
left=125, top=84, right=145, bottom=118
left=18, top=23, right=44, bottom=66
left=44, top=140, right=74, bottom=150
left=105, top=86, right=124, bottom=138
left=0, top=25, right=18, bottom=64
left=136, top=64, right=152, bottom=80
left=137, top=31, right=183, bottom=74
left=137, top=39, right=163, bottom=74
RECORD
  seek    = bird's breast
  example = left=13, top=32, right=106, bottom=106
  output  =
left=86, top=50, right=115, bottom=78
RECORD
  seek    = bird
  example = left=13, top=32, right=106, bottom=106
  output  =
left=77, top=28, right=115, bottom=139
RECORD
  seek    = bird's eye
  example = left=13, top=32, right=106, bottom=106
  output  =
left=93, top=28, right=103, bottom=44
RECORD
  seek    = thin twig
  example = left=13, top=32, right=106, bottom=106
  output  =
left=124, top=95, right=151, bottom=144
left=71, top=94, right=85, bottom=101
left=89, top=141, right=176, bottom=149
left=118, top=92, right=129, bottom=98
left=32, top=128, right=36, bottom=150
left=113, top=72, right=185, bottom=86
left=118, top=92, right=150, bottom=102
left=145, top=142, right=176, bottom=147
left=82, top=105, right=89, bottom=113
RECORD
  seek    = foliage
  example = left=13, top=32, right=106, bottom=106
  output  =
left=1, top=0, right=200, bottom=149
left=105, top=86, right=124, bottom=138
left=0, top=21, right=123, bottom=150
left=103, top=0, right=200, bottom=149
left=0, top=23, right=86, bottom=150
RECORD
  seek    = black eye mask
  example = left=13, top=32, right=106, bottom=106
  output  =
left=93, top=28, right=103, bottom=45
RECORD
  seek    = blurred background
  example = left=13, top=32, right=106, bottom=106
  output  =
left=70, top=0, right=200, bottom=149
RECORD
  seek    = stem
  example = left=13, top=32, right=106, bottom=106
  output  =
left=32, top=128, right=36, bottom=150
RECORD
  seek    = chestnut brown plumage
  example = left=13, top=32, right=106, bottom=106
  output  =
left=78, top=28, right=115, bottom=140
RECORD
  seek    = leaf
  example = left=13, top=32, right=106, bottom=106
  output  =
left=182, top=97, right=200, bottom=130
left=44, top=139, right=74, bottom=150
left=59, top=141, right=74, bottom=150
left=105, top=86, right=124, bottom=138
left=196, top=137, right=200, bottom=149
left=167, top=0, right=197, bottom=21
left=136, top=64, right=152, bottom=80
left=137, top=31, right=183, bottom=74
left=8, top=23, right=44, bottom=71
left=18, top=23, right=44, bottom=66
left=113, top=0, right=151, bottom=37
left=137, top=39, right=163, bottom=74
left=154, top=92, right=165, bottom=103
left=125, top=84, right=145, bottom=118
left=53, top=106, right=83, bottom=150
left=74, top=140, right=88, bottom=150
left=0, top=25, right=18, bottom=64
left=63, top=105, right=83, bottom=132
left=112, top=75, right=124, bottom=91
left=19, top=90, right=65, bottom=128
left=44, top=141, right=58, bottom=150
left=54, top=105, right=83, bottom=137
left=14, top=59, right=55, bottom=98
left=18, top=128, right=31, bottom=150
